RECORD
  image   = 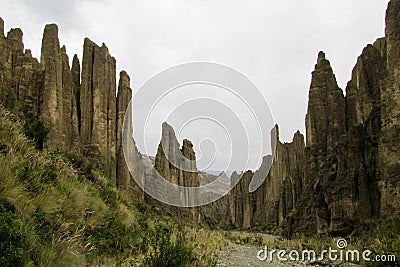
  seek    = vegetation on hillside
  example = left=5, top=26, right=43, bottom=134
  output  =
left=0, top=106, right=226, bottom=266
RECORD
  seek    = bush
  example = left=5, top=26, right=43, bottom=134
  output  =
left=144, top=225, right=196, bottom=267
left=87, top=214, right=145, bottom=261
left=23, top=118, right=50, bottom=150
left=0, top=204, right=30, bottom=266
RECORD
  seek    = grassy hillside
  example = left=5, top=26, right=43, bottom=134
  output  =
left=0, top=106, right=226, bottom=266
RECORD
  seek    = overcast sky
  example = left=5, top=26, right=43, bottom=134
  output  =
left=1, top=0, right=390, bottom=171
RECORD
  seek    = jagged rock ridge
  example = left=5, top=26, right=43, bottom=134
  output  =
left=229, top=125, right=305, bottom=230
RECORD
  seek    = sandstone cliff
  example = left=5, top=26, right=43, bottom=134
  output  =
left=150, top=122, right=233, bottom=227
left=0, top=15, right=234, bottom=228
left=41, top=24, right=79, bottom=150
left=229, top=0, right=400, bottom=236
left=229, top=125, right=305, bottom=230
left=229, top=170, right=255, bottom=229
left=287, top=0, right=400, bottom=236
left=80, top=38, right=118, bottom=184
left=0, top=19, right=135, bottom=191
left=379, top=0, right=400, bottom=217
left=0, top=19, right=42, bottom=119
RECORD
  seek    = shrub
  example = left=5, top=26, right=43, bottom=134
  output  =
left=22, top=118, right=50, bottom=150
left=0, top=204, right=30, bottom=266
left=87, top=214, right=145, bottom=260
left=144, top=224, right=196, bottom=267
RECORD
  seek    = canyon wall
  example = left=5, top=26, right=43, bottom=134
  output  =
left=229, top=0, right=400, bottom=236
left=0, top=18, right=135, bottom=191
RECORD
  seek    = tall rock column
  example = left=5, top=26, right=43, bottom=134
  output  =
left=229, top=170, right=255, bottom=229
left=251, top=126, right=305, bottom=228
left=305, top=52, right=348, bottom=235
left=40, top=24, right=79, bottom=150
left=70, top=54, right=81, bottom=151
left=154, top=122, right=180, bottom=187
left=80, top=38, right=117, bottom=183
left=180, top=139, right=200, bottom=223
left=345, top=43, right=385, bottom=223
left=40, top=24, right=63, bottom=145
left=380, top=0, right=400, bottom=216
left=61, top=46, right=80, bottom=150
left=116, top=71, right=132, bottom=189
left=305, top=52, right=346, bottom=147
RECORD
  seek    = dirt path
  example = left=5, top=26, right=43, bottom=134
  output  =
left=216, top=232, right=360, bottom=267
left=217, top=232, right=299, bottom=267
left=217, top=242, right=298, bottom=267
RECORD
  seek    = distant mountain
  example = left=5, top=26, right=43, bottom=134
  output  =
left=203, top=170, right=237, bottom=178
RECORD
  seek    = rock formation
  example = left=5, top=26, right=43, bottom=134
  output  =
left=305, top=51, right=351, bottom=235
left=155, top=123, right=182, bottom=186
left=229, top=0, right=400, bottom=236
left=0, top=21, right=43, bottom=119
left=116, top=71, right=132, bottom=189
left=153, top=122, right=200, bottom=223
left=229, top=170, right=255, bottom=229
left=37, top=24, right=81, bottom=151
left=286, top=0, right=399, bottom=237
left=80, top=38, right=117, bottom=184
left=229, top=125, right=305, bottom=230
left=0, top=18, right=135, bottom=192
left=379, top=0, right=400, bottom=217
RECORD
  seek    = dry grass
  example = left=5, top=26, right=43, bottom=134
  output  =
left=0, top=105, right=227, bottom=266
